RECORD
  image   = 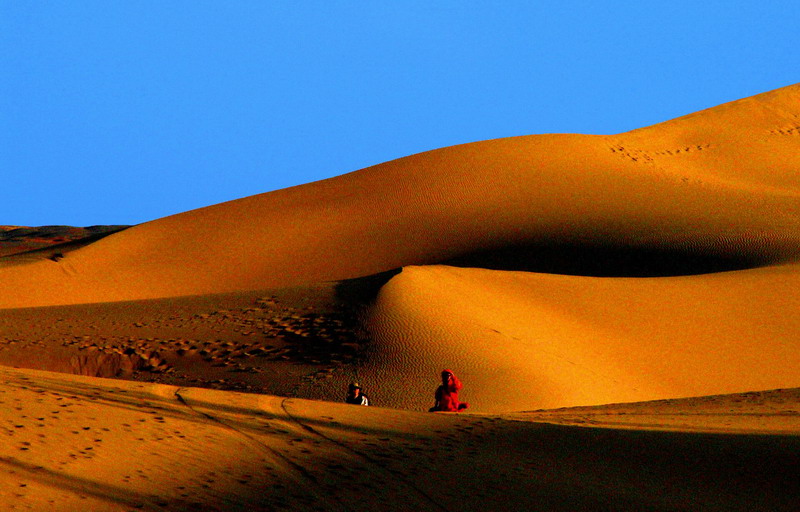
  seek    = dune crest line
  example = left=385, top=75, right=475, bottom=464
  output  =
left=1, top=84, right=799, bottom=308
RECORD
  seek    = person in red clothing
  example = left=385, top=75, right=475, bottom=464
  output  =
left=429, top=369, right=469, bottom=412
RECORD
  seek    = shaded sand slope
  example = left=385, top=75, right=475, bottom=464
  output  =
left=0, top=285, right=369, bottom=399
left=4, top=260, right=798, bottom=415
left=3, top=262, right=798, bottom=415
left=361, top=265, right=800, bottom=412
left=0, top=226, right=127, bottom=260
left=1, top=84, right=799, bottom=307
left=0, top=227, right=129, bottom=271
left=516, top=387, right=800, bottom=435
left=3, top=365, right=799, bottom=512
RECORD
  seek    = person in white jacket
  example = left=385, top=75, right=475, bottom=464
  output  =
left=345, top=382, right=369, bottom=406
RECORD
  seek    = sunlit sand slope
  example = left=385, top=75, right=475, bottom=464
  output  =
left=2, top=366, right=799, bottom=512
left=1, top=84, right=799, bottom=307
left=361, top=265, right=800, bottom=412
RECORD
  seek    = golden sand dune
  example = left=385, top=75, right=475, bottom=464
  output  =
left=1, top=84, right=799, bottom=308
left=6, top=260, right=798, bottom=414
left=362, top=264, right=800, bottom=411
left=2, top=85, right=800, bottom=510
left=2, top=366, right=799, bottom=511
left=1, top=85, right=799, bottom=409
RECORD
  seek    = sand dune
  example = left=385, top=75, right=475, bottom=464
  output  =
left=2, top=84, right=800, bottom=510
left=2, top=83, right=800, bottom=411
left=0, top=84, right=798, bottom=308
left=361, top=264, right=800, bottom=411
left=2, top=365, right=798, bottom=511
left=6, top=260, right=798, bottom=414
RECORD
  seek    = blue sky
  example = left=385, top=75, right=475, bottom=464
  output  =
left=2, top=2, right=798, bottom=226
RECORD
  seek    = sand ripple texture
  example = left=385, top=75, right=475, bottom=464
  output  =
left=361, top=264, right=800, bottom=412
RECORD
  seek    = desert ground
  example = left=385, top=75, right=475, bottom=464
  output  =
left=2, top=83, right=800, bottom=510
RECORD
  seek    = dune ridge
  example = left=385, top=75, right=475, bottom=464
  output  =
left=1, top=84, right=800, bottom=411
left=361, top=263, right=800, bottom=411
left=0, top=84, right=799, bottom=308
left=3, top=84, right=800, bottom=510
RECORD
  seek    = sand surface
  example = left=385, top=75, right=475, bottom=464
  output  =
left=2, top=84, right=800, bottom=509
left=361, top=263, right=800, bottom=411
left=0, top=285, right=368, bottom=401
left=2, top=366, right=798, bottom=511
left=517, top=387, right=800, bottom=435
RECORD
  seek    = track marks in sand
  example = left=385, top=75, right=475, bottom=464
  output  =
left=608, top=142, right=712, bottom=165
left=0, top=288, right=368, bottom=398
left=171, top=388, right=347, bottom=511
left=4, top=366, right=800, bottom=511
left=770, top=124, right=800, bottom=136
left=0, top=368, right=304, bottom=511
left=279, top=397, right=800, bottom=512
left=279, top=397, right=450, bottom=512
